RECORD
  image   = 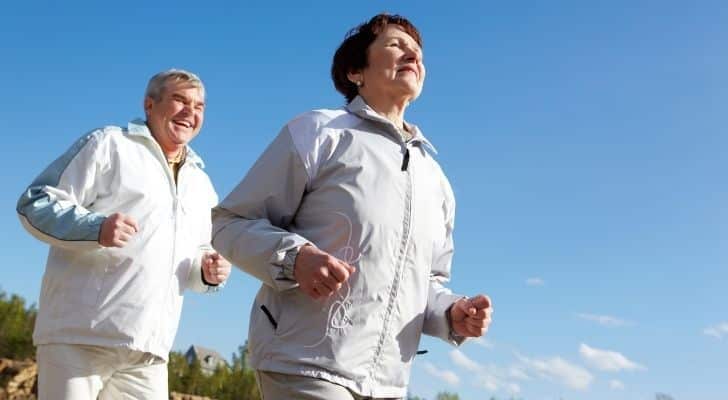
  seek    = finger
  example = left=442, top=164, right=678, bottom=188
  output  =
left=119, top=224, right=138, bottom=236
left=123, top=215, right=140, bottom=232
left=116, top=232, right=133, bottom=244
left=345, top=263, right=356, bottom=274
left=460, top=320, right=488, bottom=337
left=468, top=295, right=491, bottom=310
left=318, top=273, right=342, bottom=292
left=315, top=281, right=334, bottom=297
left=465, top=317, right=487, bottom=329
left=328, top=261, right=352, bottom=283
left=465, top=308, right=489, bottom=320
left=310, top=286, right=323, bottom=300
left=467, top=324, right=488, bottom=337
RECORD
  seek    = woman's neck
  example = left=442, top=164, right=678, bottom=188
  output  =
left=360, top=93, right=408, bottom=130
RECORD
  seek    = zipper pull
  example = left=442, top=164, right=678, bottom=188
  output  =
left=401, top=148, right=410, bottom=171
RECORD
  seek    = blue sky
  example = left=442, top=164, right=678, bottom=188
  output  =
left=2, top=1, right=726, bottom=399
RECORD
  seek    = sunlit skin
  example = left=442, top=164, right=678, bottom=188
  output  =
left=347, top=24, right=425, bottom=131
left=144, top=82, right=205, bottom=161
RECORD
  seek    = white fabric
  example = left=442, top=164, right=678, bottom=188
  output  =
left=37, top=343, right=168, bottom=400
left=212, top=96, right=463, bottom=397
left=17, top=120, right=219, bottom=359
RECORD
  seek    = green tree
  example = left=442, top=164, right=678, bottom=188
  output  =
left=167, top=351, right=190, bottom=392
left=435, top=391, right=460, bottom=400
left=168, top=344, right=260, bottom=400
left=0, top=290, right=37, bottom=359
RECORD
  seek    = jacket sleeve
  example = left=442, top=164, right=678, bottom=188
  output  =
left=186, top=244, right=225, bottom=293
left=422, top=173, right=466, bottom=345
left=212, top=124, right=311, bottom=291
left=187, top=179, right=223, bottom=294
left=16, top=130, right=110, bottom=251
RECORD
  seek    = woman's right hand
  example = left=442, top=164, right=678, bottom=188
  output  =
left=294, top=244, right=356, bottom=299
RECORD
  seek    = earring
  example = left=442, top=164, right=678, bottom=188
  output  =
left=355, top=81, right=362, bottom=87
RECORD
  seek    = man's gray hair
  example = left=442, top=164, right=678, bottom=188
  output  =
left=145, top=69, right=205, bottom=101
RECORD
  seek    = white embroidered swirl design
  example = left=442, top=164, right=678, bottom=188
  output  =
left=303, top=211, right=361, bottom=348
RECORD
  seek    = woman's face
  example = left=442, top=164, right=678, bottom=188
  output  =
left=353, top=24, right=425, bottom=105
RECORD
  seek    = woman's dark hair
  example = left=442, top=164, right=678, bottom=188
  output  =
left=331, top=13, right=422, bottom=103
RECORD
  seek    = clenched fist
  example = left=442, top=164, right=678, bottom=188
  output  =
left=99, top=213, right=139, bottom=247
left=202, top=252, right=231, bottom=285
left=449, top=295, right=493, bottom=338
left=294, top=244, right=356, bottom=300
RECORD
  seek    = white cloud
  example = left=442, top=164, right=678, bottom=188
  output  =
left=703, top=322, right=728, bottom=339
left=576, top=313, right=628, bottom=327
left=517, top=354, right=593, bottom=390
left=579, top=343, right=646, bottom=372
left=422, top=361, right=460, bottom=385
left=526, top=277, right=545, bottom=286
left=609, top=379, right=625, bottom=390
left=450, top=349, right=480, bottom=372
left=508, top=365, right=530, bottom=381
left=474, top=375, right=499, bottom=391
left=472, top=337, right=494, bottom=349
left=506, top=383, right=522, bottom=394
left=449, top=349, right=525, bottom=394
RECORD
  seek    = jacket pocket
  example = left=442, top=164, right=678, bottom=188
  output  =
left=260, top=304, right=278, bottom=329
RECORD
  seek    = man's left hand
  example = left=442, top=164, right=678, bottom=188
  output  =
left=202, top=252, right=231, bottom=285
left=449, top=294, right=492, bottom=338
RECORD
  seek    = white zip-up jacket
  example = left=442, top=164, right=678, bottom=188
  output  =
left=212, top=97, right=463, bottom=397
left=16, top=120, right=219, bottom=360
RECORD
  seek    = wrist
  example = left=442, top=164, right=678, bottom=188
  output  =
left=282, top=244, right=310, bottom=280
left=201, top=267, right=219, bottom=287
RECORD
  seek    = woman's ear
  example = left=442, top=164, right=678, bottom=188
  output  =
left=347, top=70, right=363, bottom=87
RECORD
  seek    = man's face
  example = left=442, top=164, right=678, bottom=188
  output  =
left=144, top=81, right=205, bottom=155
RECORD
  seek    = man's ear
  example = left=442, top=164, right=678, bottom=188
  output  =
left=143, top=96, right=153, bottom=116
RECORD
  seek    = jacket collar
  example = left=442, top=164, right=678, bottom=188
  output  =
left=345, top=96, right=437, bottom=154
left=127, top=119, right=205, bottom=168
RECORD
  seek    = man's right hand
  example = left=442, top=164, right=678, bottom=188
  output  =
left=294, top=245, right=356, bottom=300
left=99, top=213, right=139, bottom=247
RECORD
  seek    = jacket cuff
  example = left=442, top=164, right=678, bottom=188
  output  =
left=269, top=236, right=311, bottom=291
left=428, top=293, right=468, bottom=346
left=188, top=247, right=224, bottom=294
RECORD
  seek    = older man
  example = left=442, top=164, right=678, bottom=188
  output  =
left=16, top=69, right=231, bottom=400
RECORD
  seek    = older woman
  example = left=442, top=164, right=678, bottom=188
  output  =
left=212, top=13, right=492, bottom=399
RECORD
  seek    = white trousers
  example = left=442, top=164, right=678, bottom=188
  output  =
left=37, top=343, right=168, bottom=400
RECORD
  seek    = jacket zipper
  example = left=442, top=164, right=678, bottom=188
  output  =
left=368, top=142, right=414, bottom=380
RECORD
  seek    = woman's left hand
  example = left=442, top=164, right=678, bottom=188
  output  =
left=449, top=294, right=492, bottom=337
